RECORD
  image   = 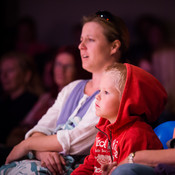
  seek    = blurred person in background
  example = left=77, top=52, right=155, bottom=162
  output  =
left=128, top=14, right=170, bottom=72
left=151, top=45, right=175, bottom=128
left=0, top=52, right=43, bottom=165
left=127, top=14, right=174, bottom=128
left=14, top=16, right=48, bottom=58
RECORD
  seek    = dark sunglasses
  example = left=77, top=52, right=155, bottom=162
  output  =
left=96, top=11, right=113, bottom=22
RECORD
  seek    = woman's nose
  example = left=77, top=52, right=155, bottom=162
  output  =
left=78, top=40, right=86, bottom=50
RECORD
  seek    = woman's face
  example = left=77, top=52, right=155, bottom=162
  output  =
left=0, top=58, right=26, bottom=94
left=54, top=53, right=76, bottom=88
left=79, top=22, right=114, bottom=73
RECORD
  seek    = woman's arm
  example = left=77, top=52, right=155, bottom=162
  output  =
left=28, top=134, right=63, bottom=152
left=30, top=132, right=66, bottom=175
left=133, top=149, right=175, bottom=167
left=118, top=149, right=175, bottom=167
left=107, top=149, right=175, bottom=175
left=5, top=134, right=63, bottom=164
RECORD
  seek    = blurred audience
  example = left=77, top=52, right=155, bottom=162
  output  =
left=128, top=14, right=170, bottom=69
left=14, top=16, right=49, bottom=58
left=41, top=56, right=55, bottom=92
left=0, top=52, right=43, bottom=165
left=126, top=14, right=175, bottom=129
left=6, top=45, right=91, bottom=148
left=151, top=45, right=175, bottom=128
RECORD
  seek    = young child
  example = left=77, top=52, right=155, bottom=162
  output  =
left=72, top=63, right=167, bottom=175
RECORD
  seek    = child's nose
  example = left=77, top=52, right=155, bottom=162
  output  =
left=95, top=94, right=100, bottom=100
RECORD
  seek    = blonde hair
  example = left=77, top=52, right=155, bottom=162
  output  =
left=105, top=63, right=127, bottom=99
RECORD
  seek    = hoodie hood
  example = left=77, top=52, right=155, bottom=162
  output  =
left=96, top=63, right=167, bottom=131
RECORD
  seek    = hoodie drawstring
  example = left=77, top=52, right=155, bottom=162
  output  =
left=95, top=126, right=113, bottom=162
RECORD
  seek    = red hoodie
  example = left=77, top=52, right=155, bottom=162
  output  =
left=72, top=63, right=167, bottom=175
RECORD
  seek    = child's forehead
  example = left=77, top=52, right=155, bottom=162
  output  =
left=102, top=71, right=113, bottom=79
left=100, top=73, right=116, bottom=86
left=102, top=71, right=117, bottom=81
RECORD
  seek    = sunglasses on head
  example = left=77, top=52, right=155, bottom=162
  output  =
left=96, top=10, right=123, bottom=45
left=96, top=11, right=113, bottom=22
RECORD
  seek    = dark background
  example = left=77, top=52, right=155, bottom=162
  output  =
left=1, top=0, right=175, bottom=50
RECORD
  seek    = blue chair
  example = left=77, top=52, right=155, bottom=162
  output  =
left=154, top=121, right=175, bottom=149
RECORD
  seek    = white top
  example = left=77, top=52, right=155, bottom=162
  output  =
left=25, top=80, right=99, bottom=155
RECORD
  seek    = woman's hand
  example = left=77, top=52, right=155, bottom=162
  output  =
left=5, top=140, right=29, bottom=164
left=35, top=151, right=66, bottom=175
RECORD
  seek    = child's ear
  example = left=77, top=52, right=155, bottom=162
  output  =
left=111, top=40, right=121, bottom=55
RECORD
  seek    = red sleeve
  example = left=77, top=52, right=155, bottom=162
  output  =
left=117, top=122, right=163, bottom=163
left=72, top=142, right=96, bottom=174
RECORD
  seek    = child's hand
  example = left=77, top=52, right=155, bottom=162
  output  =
left=5, top=140, right=29, bottom=164
left=101, top=162, right=117, bottom=175
left=107, top=158, right=129, bottom=174
left=117, top=156, right=128, bottom=167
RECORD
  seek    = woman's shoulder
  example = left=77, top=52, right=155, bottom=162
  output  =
left=62, top=79, right=88, bottom=91
left=55, top=80, right=88, bottom=101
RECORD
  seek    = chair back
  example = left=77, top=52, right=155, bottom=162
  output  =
left=154, top=121, right=175, bottom=149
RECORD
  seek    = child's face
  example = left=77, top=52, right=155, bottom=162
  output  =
left=95, top=72, right=120, bottom=123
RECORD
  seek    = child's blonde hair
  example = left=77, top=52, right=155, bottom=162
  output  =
left=105, top=63, right=127, bottom=99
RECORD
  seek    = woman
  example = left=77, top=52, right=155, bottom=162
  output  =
left=0, top=11, right=130, bottom=175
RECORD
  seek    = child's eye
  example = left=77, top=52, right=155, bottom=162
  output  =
left=88, top=38, right=95, bottom=42
left=104, top=91, right=109, bottom=95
